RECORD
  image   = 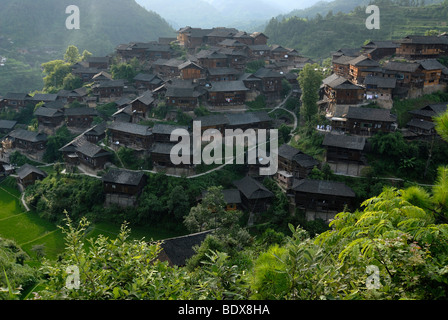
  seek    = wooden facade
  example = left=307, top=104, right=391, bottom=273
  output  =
left=107, top=122, right=154, bottom=151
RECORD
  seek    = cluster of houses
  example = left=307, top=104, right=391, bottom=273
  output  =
left=323, top=35, right=448, bottom=112
left=1, top=30, right=448, bottom=253
left=317, top=34, right=448, bottom=176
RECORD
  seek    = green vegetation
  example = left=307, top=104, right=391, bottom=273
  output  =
left=265, top=0, right=448, bottom=60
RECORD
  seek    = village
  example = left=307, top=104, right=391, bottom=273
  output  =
left=0, top=26, right=448, bottom=265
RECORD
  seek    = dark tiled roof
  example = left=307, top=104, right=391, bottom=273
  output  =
left=348, top=55, right=380, bottom=67
left=34, top=107, right=64, bottom=117
left=293, top=153, right=320, bottom=168
left=8, top=129, right=47, bottom=142
left=207, top=67, right=240, bottom=76
left=29, top=94, right=58, bottom=102
left=225, top=111, right=271, bottom=127
left=408, top=103, right=448, bottom=118
left=107, top=122, right=152, bottom=136
left=4, top=93, right=30, bottom=100
left=158, top=230, right=213, bottom=266
left=64, top=107, right=98, bottom=117
left=0, top=120, right=17, bottom=130
left=364, top=76, right=397, bottom=88
left=253, top=67, right=284, bottom=79
left=102, top=168, right=145, bottom=186
left=419, top=59, right=445, bottom=71
left=59, top=135, right=111, bottom=158
left=323, top=74, right=363, bottom=90
left=132, top=91, right=155, bottom=106
left=16, top=163, right=47, bottom=180
left=195, top=114, right=229, bottom=127
left=383, top=61, right=421, bottom=73
left=233, top=176, right=274, bottom=200
left=346, top=106, right=396, bottom=122
left=322, top=133, right=366, bottom=151
left=207, top=81, right=249, bottom=92
left=152, top=123, right=189, bottom=135
left=291, top=179, right=355, bottom=197
left=406, top=118, right=435, bottom=131
left=398, top=35, right=448, bottom=45
left=278, top=144, right=301, bottom=160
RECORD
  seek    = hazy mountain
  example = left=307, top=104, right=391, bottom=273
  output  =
left=278, top=0, right=445, bottom=20
left=135, top=0, right=322, bottom=30
left=0, top=0, right=175, bottom=94
left=0, top=0, right=175, bottom=56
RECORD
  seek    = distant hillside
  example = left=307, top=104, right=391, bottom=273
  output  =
left=136, top=0, right=305, bottom=30
left=278, top=0, right=444, bottom=20
left=264, top=0, right=448, bottom=60
left=0, top=0, right=175, bottom=94
left=0, top=0, right=175, bottom=55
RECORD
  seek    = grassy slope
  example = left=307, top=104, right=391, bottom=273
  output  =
left=264, top=1, right=448, bottom=60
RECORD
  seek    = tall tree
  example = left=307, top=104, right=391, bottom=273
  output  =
left=297, top=63, right=323, bottom=123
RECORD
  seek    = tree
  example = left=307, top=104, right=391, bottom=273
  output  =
left=297, top=63, right=323, bottom=123
left=38, top=217, right=192, bottom=300
left=64, top=45, right=81, bottom=64
left=41, top=60, right=72, bottom=93
left=62, top=73, right=83, bottom=91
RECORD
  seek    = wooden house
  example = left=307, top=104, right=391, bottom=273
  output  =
left=253, top=67, right=284, bottom=99
left=150, top=142, right=193, bottom=168
left=0, top=120, right=17, bottom=134
left=194, top=114, right=229, bottom=135
left=396, top=35, right=448, bottom=59
left=34, top=106, right=65, bottom=129
left=152, top=123, right=189, bottom=143
left=322, top=133, right=366, bottom=164
left=102, top=169, right=147, bottom=207
left=164, top=81, right=206, bottom=111
left=151, top=58, right=184, bottom=78
left=321, top=74, right=365, bottom=106
left=59, top=135, right=111, bottom=171
left=57, top=88, right=88, bottom=104
left=250, top=32, right=269, bottom=45
left=177, top=27, right=213, bottom=49
left=345, top=106, right=397, bottom=136
left=196, top=50, right=228, bottom=69
left=133, top=73, right=165, bottom=92
left=157, top=230, right=212, bottom=267
left=225, top=111, right=272, bottom=131
left=130, top=91, right=155, bottom=121
left=178, top=61, right=204, bottom=80
left=92, top=80, right=125, bottom=100
left=332, top=55, right=354, bottom=78
left=247, top=44, right=272, bottom=60
left=420, top=59, right=445, bottom=87
left=233, top=176, right=274, bottom=213
left=382, top=61, right=425, bottom=88
left=1, top=93, right=31, bottom=110
left=201, top=189, right=242, bottom=211
left=363, top=76, right=397, bottom=101
left=65, top=107, right=98, bottom=128
left=84, top=123, right=107, bottom=143
left=277, top=144, right=320, bottom=180
left=348, top=55, right=381, bottom=85
left=107, top=121, right=153, bottom=151
left=406, top=103, right=448, bottom=136
left=86, top=56, right=111, bottom=69
left=72, top=67, right=102, bottom=83
left=206, top=81, right=249, bottom=106
left=5, top=129, right=47, bottom=152
left=290, top=179, right=355, bottom=221
left=16, top=164, right=47, bottom=188
left=28, top=94, right=59, bottom=107
left=206, top=67, right=241, bottom=82
left=361, top=41, right=399, bottom=60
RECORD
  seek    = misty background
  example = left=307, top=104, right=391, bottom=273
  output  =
left=135, top=0, right=324, bottom=30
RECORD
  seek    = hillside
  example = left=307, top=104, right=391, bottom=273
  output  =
left=136, top=0, right=316, bottom=30
left=277, top=0, right=444, bottom=20
left=0, top=0, right=175, bottom=94
left=264, top=0, right=448, bottom=60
